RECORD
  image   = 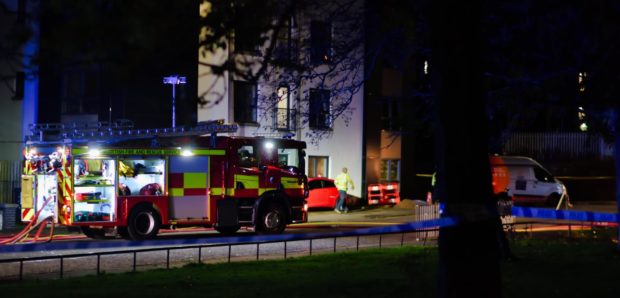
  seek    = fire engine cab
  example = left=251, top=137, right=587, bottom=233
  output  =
left=20, top=121, right=309, bottom=240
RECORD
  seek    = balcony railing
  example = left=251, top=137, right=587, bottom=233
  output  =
left=274, top=108, right=296, bottom=131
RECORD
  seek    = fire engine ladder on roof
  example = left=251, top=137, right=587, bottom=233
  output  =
left=26, top=119, right=238, bottom=144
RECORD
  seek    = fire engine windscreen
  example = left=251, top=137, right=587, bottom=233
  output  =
left=277, top=147, right=300, bottom=170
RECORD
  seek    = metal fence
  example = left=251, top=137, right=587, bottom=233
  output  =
left=502, top=132, right=614, bottom=161
left=0, top=229, right=436, bottom=281
left=414, top=201, right=516, bottom=234
left=414, top=204, right=440, bottom=238
left=0, top=160, right=21, bottom=204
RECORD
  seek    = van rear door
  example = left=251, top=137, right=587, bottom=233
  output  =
left=511, top=166, right=546, bottom=203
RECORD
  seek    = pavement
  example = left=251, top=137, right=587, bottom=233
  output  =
left=302, top=200, right=417, bottom=226
left=0, top=201, right=418, bottom=242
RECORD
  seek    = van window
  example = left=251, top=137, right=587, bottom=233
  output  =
left=533, top=167, right=553, bottom=182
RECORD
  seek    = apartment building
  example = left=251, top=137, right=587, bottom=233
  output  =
left=198, top=1, right=365, bottom=198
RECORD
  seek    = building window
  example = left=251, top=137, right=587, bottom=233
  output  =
left=273, top=16, right=298, bottom=63
left=382, top=98, right=402, bottom=131
left=275, top=85, right=296, bottom=131
left=234, top=81, right=257, bottom=124
left=380, top=159, right=400, bottom=181
left=310, top=20, right=331, bottom=64
left=309, top=89, right=331, bottom=130
left=308, top=156, right=329, bottom=178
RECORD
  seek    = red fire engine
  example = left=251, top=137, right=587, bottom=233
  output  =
left=20, top=121, right=309, bottom=240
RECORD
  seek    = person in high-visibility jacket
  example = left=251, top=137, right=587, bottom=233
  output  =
left=334, top=167, right=354, bottom=213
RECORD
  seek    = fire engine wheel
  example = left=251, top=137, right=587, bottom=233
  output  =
left=81, top=226, right=106, bottom=239
left=256, top=203, right=286, bottom=234
left=127, top=205, right=161, bottom=240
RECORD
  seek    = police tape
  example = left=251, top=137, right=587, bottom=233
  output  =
left=1, top=208, right=618, bottom=253
left=512, top=206, right=619, bottom=223
left=437, top=202, right=619, bottom=224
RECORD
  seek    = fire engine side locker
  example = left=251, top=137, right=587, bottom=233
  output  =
left=168, top=155, right=211, bottom=221
left=20, top=174, right=58, bottom=224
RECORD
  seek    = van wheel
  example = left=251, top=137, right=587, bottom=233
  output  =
left=547, top=194, right=561, bottom=208
left=81, top=226, right=106, bottom=239
left=256, top=203, right=286, bottom=234
left=127, top=205, right=161, bottom=240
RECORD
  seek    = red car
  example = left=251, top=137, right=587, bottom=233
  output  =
left=307, top=177, right=339, bottom=209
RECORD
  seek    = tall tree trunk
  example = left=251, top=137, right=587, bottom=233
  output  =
left=615, top=106, right=620, bottom=252
left=430, top=1, right=502, bottom=297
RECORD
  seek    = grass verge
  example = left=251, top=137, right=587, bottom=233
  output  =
left=0, top=232, right=618, bottom=298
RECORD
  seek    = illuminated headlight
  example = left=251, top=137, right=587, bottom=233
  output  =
left=303, top=203, right=308, bottom=212
left=88, top=148, right=101, bottom=157
left=181, top=148, right=194, bottom=156
left=264, top=141, right=274, bottom=150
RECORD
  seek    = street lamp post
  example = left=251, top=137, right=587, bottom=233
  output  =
left=163, top=75, right=187, bottom=128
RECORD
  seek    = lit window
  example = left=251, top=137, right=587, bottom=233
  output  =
left=380, top=159, right=400, bottom=181
left=577, top=106, right=586, bottom=121
left=275, top=85, right=295, bottom=131
left=578, top=72, right=587, bottom=92
left=308, top=156, right=329, bottom=178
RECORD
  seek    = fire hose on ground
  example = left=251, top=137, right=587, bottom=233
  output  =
left=0, top=197, right=56, bottom=245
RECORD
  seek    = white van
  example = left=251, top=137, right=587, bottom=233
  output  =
left=490, top=156, right=569, bottom=207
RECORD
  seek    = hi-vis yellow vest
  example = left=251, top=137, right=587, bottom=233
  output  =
left=334, top=173, right=352, bottom=191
